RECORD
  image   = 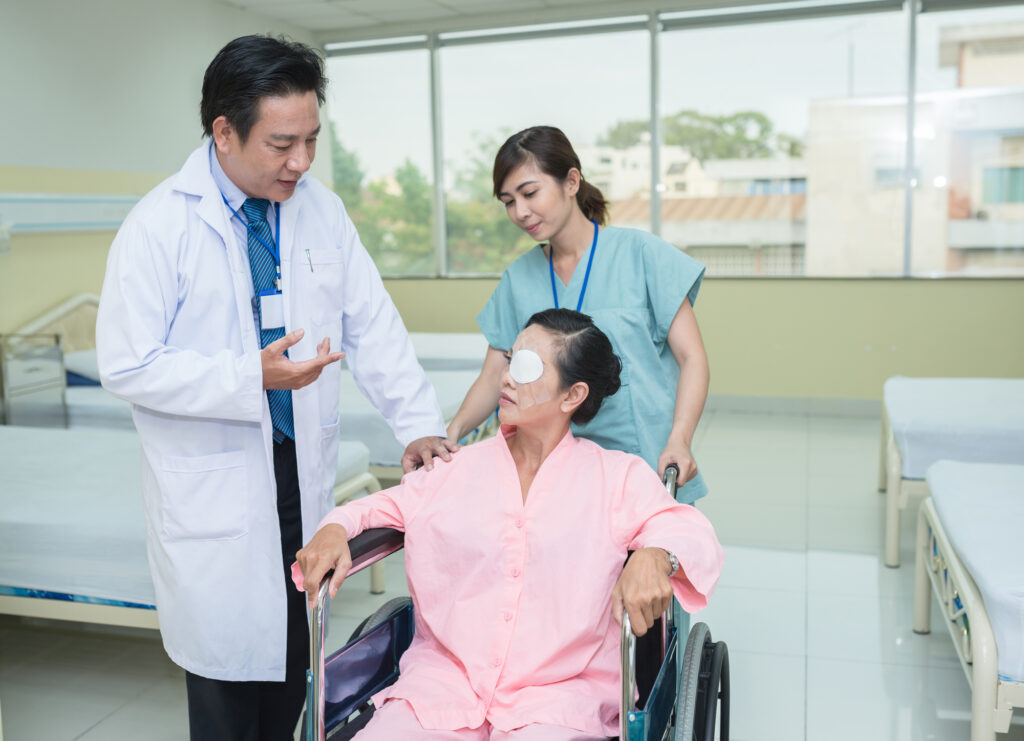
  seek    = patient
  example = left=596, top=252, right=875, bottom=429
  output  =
left=296, top=308, right=724, bottom=740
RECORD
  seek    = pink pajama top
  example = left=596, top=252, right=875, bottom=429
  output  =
left=316, top=426, right=723, bottom=736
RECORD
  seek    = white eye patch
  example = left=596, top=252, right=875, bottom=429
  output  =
left=510, top=349, right=544, bottom=384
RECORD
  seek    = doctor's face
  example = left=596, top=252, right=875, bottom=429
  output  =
left=214, top=91, right=320, bottom=202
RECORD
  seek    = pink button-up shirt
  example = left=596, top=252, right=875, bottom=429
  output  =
left=317, top=426, right=723, bottom=736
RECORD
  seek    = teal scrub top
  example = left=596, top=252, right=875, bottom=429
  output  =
left=477, top=225, right=708, bottom=504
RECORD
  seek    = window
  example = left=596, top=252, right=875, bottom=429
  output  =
left=914, top=4, right=1024, bottom=275
left=326, top=50, right=434, bottom=276
left=982, top=167, right=1024, bottom=204
left=659, top=9, right=907, bottom=276
left=439, top=30, right=649, bottom=274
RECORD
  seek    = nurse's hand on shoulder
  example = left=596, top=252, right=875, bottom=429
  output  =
left=401, top=436, right=461, bottom=474
left=658, top=434, right=698, bottom=483
left=262, top=329, right=345, bottom=390
left=296, top=524, right=352, bottom=610
left=611, top=548, right=675, bottom=637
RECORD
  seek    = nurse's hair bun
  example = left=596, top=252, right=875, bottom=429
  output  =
left=524, top=309, right=621, bottom=424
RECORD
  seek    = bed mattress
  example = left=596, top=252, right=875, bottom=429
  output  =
left=928, top=460, right=1024, bottom=682
left=0, top=426, right=370, bottom=606
left=884, top=377, right=1024, bottom=479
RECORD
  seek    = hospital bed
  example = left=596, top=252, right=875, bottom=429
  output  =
left=878, top=377, right=1024, bottom=567
left=913, top=461, right=1024, bottom=741
left=0, top=426, right=381, bottom=630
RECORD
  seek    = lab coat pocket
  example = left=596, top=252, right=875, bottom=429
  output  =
left=157, top=450, right=249, bottom=541
left=301, top=249, right=346, bottom=319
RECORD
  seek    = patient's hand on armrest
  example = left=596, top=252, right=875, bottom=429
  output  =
left=611, top=548, right=674, bottom=637
left=295, top=524, right=352, bottom=610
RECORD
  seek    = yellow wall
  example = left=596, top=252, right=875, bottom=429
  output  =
left=383, top=277, right=1024, bottom=400
left=0, top=166, right=164, bottom=332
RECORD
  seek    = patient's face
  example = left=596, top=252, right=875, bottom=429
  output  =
left=497, top=326, right=564, bottom=426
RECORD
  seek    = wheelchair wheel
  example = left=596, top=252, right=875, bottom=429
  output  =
left=674, top=622, right=730, bottom=741
left=347, top=596, right=413, bottom=643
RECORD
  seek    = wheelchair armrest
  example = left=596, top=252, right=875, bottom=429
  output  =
left=348, top=527, right=405, bottom=576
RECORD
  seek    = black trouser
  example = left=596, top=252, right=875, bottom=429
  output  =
left=185, top=437, right=309, bottom=741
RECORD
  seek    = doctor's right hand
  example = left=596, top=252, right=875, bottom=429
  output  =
left=295, top=524, right=352, bottom=610
left=262, top=329, right=344, bottom=390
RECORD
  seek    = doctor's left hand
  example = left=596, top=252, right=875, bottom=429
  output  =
left=262, top=329, right=345, bottom=390
left=295, top=524, right=351, bottom=610
left=401, top=436, right=460, bottom=474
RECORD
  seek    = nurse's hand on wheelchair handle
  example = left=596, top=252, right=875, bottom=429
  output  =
left=611, top=548, right=675, bottom=637
left=657, top=435, right=698, bottom=484
left=295, top=524, right=352, bottom=610
left=262, top=329, right=345, bottom=390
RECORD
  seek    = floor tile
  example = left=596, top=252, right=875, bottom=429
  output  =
left=692, top=585, right=806, bottom=657
left=719, top=650, right=805, bottom=741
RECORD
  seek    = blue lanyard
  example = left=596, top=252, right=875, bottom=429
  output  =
left=549, top=219, right=598, bottom=312
left=221, top=194, right=281, bottom=267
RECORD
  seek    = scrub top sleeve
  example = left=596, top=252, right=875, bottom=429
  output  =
left=642, top=237, right=707, bottom=344
left=476, top=270, right=519, bottom=351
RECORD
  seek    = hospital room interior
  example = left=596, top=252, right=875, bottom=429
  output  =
left=3, top=0, right=1024, bottom=739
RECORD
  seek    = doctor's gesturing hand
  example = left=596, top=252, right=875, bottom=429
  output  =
left=261, top=328, right=345, bottom=390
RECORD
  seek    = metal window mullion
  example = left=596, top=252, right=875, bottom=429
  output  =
left=649, top=14, right=662, bottom=237
left=429, top=34, right=447, bottom=277
left=903, top=0, right=918, bottom=277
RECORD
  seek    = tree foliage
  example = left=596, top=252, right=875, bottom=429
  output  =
left=598, top=109, right=804, bottom=160
left=329, top=129, right=531, bottom=275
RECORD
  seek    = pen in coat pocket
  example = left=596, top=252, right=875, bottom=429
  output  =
left=305, top=249, right=314, bottom=272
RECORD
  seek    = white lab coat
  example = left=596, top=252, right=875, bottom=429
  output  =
left=96, top=142, right=445, bottom=681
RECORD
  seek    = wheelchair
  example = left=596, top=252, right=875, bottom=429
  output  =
left=304, top=467, right=730, bottom=741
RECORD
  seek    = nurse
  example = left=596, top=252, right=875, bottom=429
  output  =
left=447, top=125, right=710, bottom=504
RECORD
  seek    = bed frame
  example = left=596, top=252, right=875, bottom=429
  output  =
left=878, top=408, right=930, bottom=568
left=913, top=497, right=1024, bottom=741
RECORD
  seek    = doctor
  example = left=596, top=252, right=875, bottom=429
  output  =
left=97, top=35, right=454, bottom=740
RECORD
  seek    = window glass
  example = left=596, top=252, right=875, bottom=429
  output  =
left=326, top=50, right=435, bottom=276
left=915, top=5, right=1024, bottom=275
left=659, top=11, right=906, bottom=276
left=440, top=31, right=649, bottom=275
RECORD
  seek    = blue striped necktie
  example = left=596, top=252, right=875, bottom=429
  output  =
left=242, top=197, right=294, bottom=442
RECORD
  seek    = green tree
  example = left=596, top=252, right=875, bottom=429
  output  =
left=446, top=132, right=533, bottom=274
left=329, top=122, right=363, bottom=208
left=596, top=109, right=803, bottom=160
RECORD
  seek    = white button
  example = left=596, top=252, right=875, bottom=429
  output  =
left=514, top=519, right=523, bottom=528
left=511, top=568, right=520, bottom=578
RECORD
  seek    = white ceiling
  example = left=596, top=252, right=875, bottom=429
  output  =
left=216, top=0, right=791, bottom=43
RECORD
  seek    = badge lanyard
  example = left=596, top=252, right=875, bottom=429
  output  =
left=549, top=219, right=599, bottom=312
left=221, top=194, right=282, bottom=291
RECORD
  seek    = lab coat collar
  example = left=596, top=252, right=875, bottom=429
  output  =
left=171, top=141, right=233, bottom=248
left=171, top=140, right=306, bottom=261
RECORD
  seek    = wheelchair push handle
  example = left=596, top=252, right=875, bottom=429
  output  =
left=664, top=463, right=680, bottom=499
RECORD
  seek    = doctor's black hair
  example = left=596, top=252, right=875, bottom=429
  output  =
left=493, top=126, right=609, bottom=225
left=201, top=35, right=326, bottom=144
left=524, top=308, right=621, bottom=425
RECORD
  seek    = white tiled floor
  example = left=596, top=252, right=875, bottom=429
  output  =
left=2, top=407, right=1023, bottom=740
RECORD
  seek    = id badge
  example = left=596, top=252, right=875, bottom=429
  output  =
left=259, top=291, right=285, bottom=330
